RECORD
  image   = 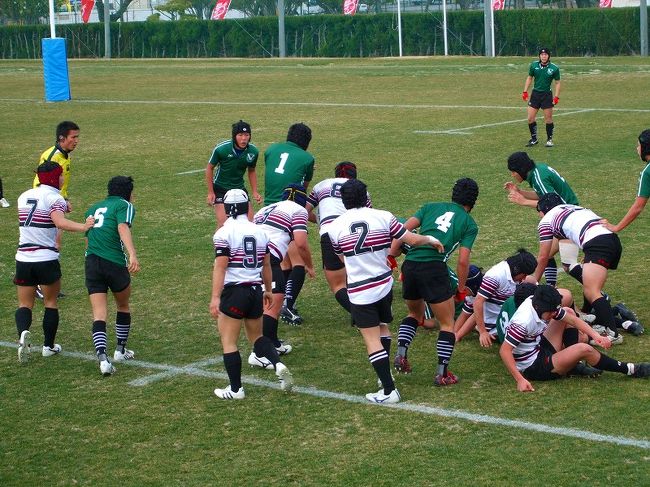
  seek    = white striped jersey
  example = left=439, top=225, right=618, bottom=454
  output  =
left=15, top=185, right=67, bottom=263
left=307, top=178, right=371, bottom=236
left=213, top=217, right=270, bottom=285
left=504, top=296, right=567, bottom=371
left=253, top=200, right=308, bottom=261
left=538, top=204, right=610, bottom=249
left=477, top=260, right=517, bottom=326
left=328, top=207, right=406, bottom=305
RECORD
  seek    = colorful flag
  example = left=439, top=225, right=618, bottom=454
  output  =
left=598, top=0, right=612, bottom=7
left=343, top=0, right=359, bottom=15
left=211, top=0, right=232, bottom=19
left=492, top=0, right=505, bottom=10
left=81, top=0, right=95, bottom=23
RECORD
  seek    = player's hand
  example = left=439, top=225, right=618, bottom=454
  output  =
left=479, top=330, right=494, bottom=348
left=454, top=289, right=467, bottom=303
left=209, top=297, right=221, bottom=319
left=207, top=193, right=216, bottom=206
left=517, top=377, right=535, bottom=392
left=522, top=91, right=529, bottom=102
left=83, top=216, right=96, bottom=231
left=128, top=255, right=140, bottom=274
left=507, top=191, right=526, bottom=205
left=306, top=266, right=316, bottom=278
left=553, top=96, right=559, bottom=105
left=599, top=218, right=617, bottom=232
left=387, top=255, right=399, bottom=271
left=427, top=236, right=444, bottom=253
left=252, top=191, right=262, bottom=204
left=524, top=275, right=538, bottom=284
left=593, top=334, right=612, bottom=350
left=263, top=291, right=273, bottom=308
left=65, top=199, right=73, bottom=213
left=504, top=181, right=518, bottom=192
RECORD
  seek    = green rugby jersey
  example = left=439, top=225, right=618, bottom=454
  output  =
left=637, top=162, right=650, bottom=198
left=405, top=202, right=478, bottom=262
left=526, top=163, right=578, bottom=205
left=263, top=141, right=314, bottom=205
left=528, top=61, right=560, bottom=93
left=208, top=140, right=259, bottom=190
left=85, top=196, right=135, bottom=266
left=496, top=296, right=517, bottom=344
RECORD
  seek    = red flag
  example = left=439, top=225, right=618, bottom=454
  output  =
left=211, top=0, right=232, bottom=19
left=598, top=0, right=612, bottom=7
left=81, top=0, right=95, bottom=23
left=343, top=0, right=358, bottom=15
left=492, top=0, right=505, bottom=10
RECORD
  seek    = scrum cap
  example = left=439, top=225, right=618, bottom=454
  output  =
left=451, top=178, right=479, bottom=209
left=224, top=188, right=249, bottom=218
left=465, top=264, right=484, bottom=296
left=232, top=120, right=251, bottom=139
left=334, top=161, right=357, bottom=179
left=514, top=282, right=537, bottom=307
left=506, top=248, right=537, bottom=277
left=532, top=284, right=562, bottom=316
left=281, top=183, right=308, bottom=207
left=507, top=152, right=535, bottom=180
left=36, top=161, right=63, bottom=189
left=536, top=192, right=564, bottom=214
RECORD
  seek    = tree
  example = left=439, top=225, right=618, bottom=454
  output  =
left=0, top=0, right=50, bottom=24
left=95, top=0, right=137, bottom=21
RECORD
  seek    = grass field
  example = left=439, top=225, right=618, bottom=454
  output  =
left=1, top=56, right=649, bottom=486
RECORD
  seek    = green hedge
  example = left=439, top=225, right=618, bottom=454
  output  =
left=0, top=8, right=648, bottom=58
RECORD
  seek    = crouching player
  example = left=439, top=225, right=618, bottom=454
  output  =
left=328, top=179, right=446, bottom=404
left=210, top=190, right=293, bottom=399
left=500, top=285, right=650, bottom=392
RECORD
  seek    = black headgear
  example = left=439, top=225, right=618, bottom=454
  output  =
left=341, top=179, right=368, bottom=210
left=532, top=284, right=562, bottom=317
left=107, top=176, right=134, bottom=201
left=539, top=47, right=551, bottom=58
left=232, top=120, right=251, bottom=144
left=281, top=183, right=308, bottom=207
left=514, top=282, right=537, bottom=308
left=536, top=192, right=564, bottom=214
left=334, top=161, right=357, bottom=179
left=451, top=178, right=479, bottom=210
left=506, top=249, right=537, bottom=277
left=465, top=264, right=484, bottom=296
left=507, top=152, right=535, bottom=180
left=287, top=123, right=312, bottom=151
left=223, top=188, right=249, bottom=218
left=638, top=129, right=650, bottom=161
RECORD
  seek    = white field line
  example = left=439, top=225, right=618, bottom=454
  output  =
left=1, top=98, right=650, bottom=113
left=175, top=169, right=205, bottom=176
left=2, top=341, right=648, bottom=450
left=415, top=109, right=594, bottom=135
left=128, top=357, right=223, bottom=386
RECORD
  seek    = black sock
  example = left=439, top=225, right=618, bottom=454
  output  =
left=436, top=330, right=456, bottom=376
left=529, top=122, right=537, bottom=139
left=253, top=336, right=279, bottom=366
left=262, top=314, right=280, bottom=346
left=369, top=350, right=394, bottom=394
left=568, top=264, right=583, bottom=284
left=592, top=296, right=617, bottom=335
left=562, top=327, right=579, bottom=347
left=92, top=320, right=107, bottom=357
left=15, top=307, right=32, bottom=337
left=380, top=336, right=392, bottom=356
left=546, top=122, right=554, bottom=139
left=42, top=307, right=59, bottom=348
left=594, top=353, right=628, bottom=374
left=223, top=351, right=242, bottom=392
left=285, top=266, right=305, bottom=310
left=334, top=288, right=351, bottom=312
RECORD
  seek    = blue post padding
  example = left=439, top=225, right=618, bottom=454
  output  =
left=42, top=38, right=71, bottom=102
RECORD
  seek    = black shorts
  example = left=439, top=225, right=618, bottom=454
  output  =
left=529, top=90, right=554, bottom=110
left=212, top=186, right=247, bottom=205
left=14, top=259, right=61, bottom=286
left=270, top=255, right=286, bottom=294
left=219, top=284, right=264, bottom=319
left=401, top=260, right=453, bottom=304
left=85, top=254, right=131, bottom=294
left=321, top=233, right=344, bottom=271
left=522, top=336, right=561, bottom=381
left=350, top=290, right=393, bottom=329
left=583, top=233, right=622, bottom=270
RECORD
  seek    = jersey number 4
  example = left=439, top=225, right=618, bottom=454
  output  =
left=434, top=212, right=455, bottom=233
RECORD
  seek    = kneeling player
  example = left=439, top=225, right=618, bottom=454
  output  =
left=500, top=285, right=650, bottom=392
left=210, top=190, right=293, bottom=399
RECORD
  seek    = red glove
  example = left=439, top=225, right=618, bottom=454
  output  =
left=553, top=96, right=559, bottom=105
left=454, top=290, right=467, bottom=303
left=522, top=91, right=529, bottom=101
left=387, top=255, right=398, bottom=271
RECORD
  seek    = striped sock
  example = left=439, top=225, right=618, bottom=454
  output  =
left=436, top=330, right=456, bottom=375
left=369, top=349, right=394, bottom=394
left=544, top=257, right=557, bottom=287
left=92, top=320, right=107, bottom=357
left=115, top=311, right=131, bottom=353
left=397, top=317, right=418, bottom=352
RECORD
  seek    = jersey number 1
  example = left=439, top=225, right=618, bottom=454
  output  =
left=274, top=153, right=289, bottom=174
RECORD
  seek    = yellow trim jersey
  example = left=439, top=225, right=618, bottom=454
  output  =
left=33, top=145, right=71, bottom=199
